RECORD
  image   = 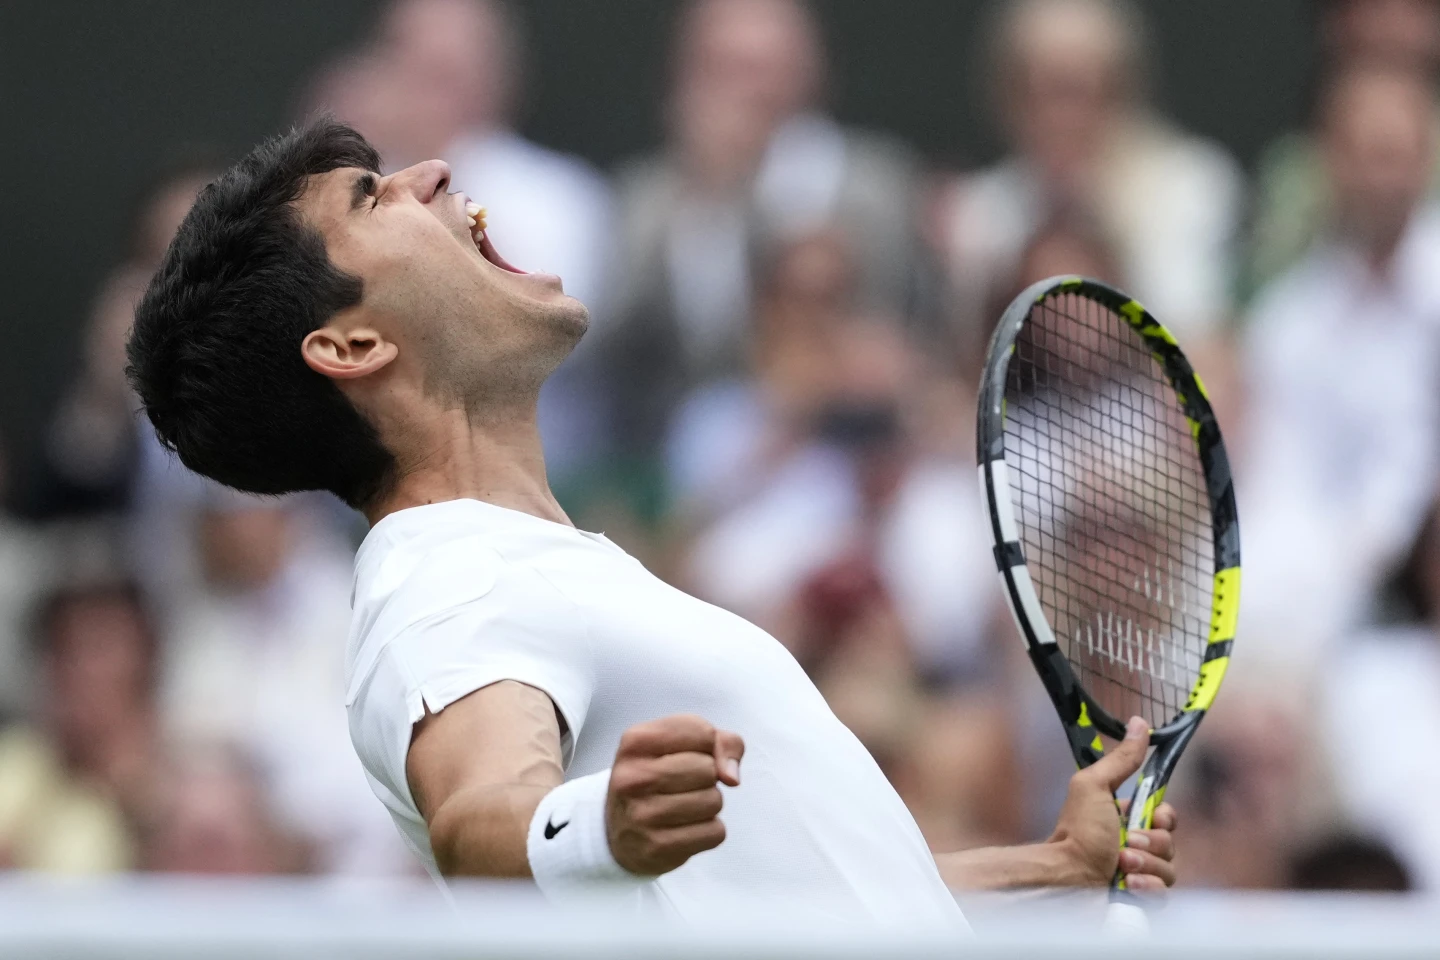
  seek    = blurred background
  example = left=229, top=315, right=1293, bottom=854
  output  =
left=0, top=0, right=1436, bottom=903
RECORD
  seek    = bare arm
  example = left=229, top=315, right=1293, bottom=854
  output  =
left=406, top=685, right=746, bottom=880
left=935, top=718, right=1178, bottom=892
left=936, top=841, right=1094, bottom=890
left=406, top=680, right=563, bottom=877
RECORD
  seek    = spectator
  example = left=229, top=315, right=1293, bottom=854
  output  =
left=1247, top=0, right=1440, bottom=300
left=142, top=745, right=304, bottom=875
left=982, top=213, right=1126, bottom=325
left=1321, top=500, right=1440, bottom=890
left=0, top=582, right=161, bottom=872
left=0, top=432, right=59, bottom=719
left=602, top=0, right=930, bottom=462
left=30, top=161, right=215, bottom=520
left=159, top=488, right=411, bottom=876
left=1161, top=693, right=1331, bottom=890
left=1288, top=835, right=1413, bottom=892
left=22, top=159, right=227, bottom=630
left=934, top=0, right=1243, bottom=353
left=1240, top=63, right=1440, bottom=670
left=665, top=230, right=880, bottom=519
left=680, top=229, right=998, bottom=686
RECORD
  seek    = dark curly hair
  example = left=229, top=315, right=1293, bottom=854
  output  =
left=127, top=118, right=395, bottom=509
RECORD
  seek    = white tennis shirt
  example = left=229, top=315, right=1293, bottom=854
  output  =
left=345, top=498, right=967, bottom=927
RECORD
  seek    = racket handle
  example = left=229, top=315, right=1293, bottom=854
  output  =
left=1104, top=771, right=1157, bottom=936
left=1103, top=898, right=1150, bottom=937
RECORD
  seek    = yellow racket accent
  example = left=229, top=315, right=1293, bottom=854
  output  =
left=1075, top=702, right=1104, bottom=755
left=1186, top=657, right=1229, bottom=712
left=1186, top=567, right=1240, bottom=711
left=1210, top=567, right=1241, bottom=643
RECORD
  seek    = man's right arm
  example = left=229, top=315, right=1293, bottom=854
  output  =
left=407, top=679, right=562, bottom=877
left=405, top=681, right=745, bottom=879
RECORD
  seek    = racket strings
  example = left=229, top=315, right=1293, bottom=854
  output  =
left=1003, top=292, right=1213, bottom=728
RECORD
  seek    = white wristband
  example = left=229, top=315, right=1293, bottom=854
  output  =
left=526, top=769, right=648, bottom=900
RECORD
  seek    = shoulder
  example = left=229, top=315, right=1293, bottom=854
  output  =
left=944, top=160, right=1034, bottom=228
left=1404, top=204, right=1440, bottom=255
left=1327, top=627, right=1440, bottom=728
left=1254, top=130, right=1322, bottom=193
left=502, top=134, right=613, bottom=206
left=350, top=530, right=587, bottom=677
left=348, top=529, right=497, bottom=702
left=1245, top=247, right=1339, bottom=338
left=1114, top=118, right=1244, bottom=221
left=358, top=530, right=507, bottom=623
left=1335, top=626, right=1438, bottom=674
left=449, top=132, right=612, bottom=214
left=346, top=531, right=596, bottom=812
left=612, top=153, right=681, bottom=208
left=840, top=126, right=922, bottom=178
left=1136, top=117, right=1244, bottom=184
left=350, top=508, right=591, bottom=683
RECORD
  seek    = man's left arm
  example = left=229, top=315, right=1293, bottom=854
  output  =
left=935, top=717, right=1177, bottom=891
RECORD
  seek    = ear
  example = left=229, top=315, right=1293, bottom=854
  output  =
left=301, top=324, right=398, bottom=381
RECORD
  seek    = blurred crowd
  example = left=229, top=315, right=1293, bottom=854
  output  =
left=2, top=0, right=1439, bottom=894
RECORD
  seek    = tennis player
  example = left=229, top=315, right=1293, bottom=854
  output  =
left=127, top=120, right=1176, bottom=925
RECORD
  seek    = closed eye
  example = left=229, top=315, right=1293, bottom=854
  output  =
left=351, top=172, right=380, bottom=212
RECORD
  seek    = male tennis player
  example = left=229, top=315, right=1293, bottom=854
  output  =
left=127, top=120, right=1176, bottom=925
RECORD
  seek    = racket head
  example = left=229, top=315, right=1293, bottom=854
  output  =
left=978, top=276, right=1239, bottom=758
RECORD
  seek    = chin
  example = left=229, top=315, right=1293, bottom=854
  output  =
left=545, top=293, right=591, bottom=342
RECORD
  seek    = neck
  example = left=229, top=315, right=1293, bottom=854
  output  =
left=1342, top=210, right=1413, bottom=275
left=1364, top=232, right=1404, bottom=275
left=365, top=402, right=570, bottom=528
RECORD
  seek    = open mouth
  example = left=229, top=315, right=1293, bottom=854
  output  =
left=465, top=201, right=527, bottom=274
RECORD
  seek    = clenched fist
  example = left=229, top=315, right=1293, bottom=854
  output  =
left=606, top=714, right=744, bottom=876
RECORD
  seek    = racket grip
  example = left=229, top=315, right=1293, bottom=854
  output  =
left=1103, top=898, right=1150, bottom=937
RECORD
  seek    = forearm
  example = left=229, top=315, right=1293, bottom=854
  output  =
left=428, top=782, right=552, bottom=877
left=408, top=682, right=568, bottom=878
left=934, top=840, right=1090, bottom=891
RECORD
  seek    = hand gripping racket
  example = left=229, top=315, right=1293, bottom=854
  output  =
left=977, top=276, right=1240, bottom=932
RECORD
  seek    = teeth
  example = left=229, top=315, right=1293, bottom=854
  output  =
left=464, top=201, right=488, bottom=238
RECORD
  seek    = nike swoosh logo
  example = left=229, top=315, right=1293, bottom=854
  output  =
left=544, top=817, right=570, bottom=840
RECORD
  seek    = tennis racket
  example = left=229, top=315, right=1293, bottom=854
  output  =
left=976, top=276, right=1240, bottom=932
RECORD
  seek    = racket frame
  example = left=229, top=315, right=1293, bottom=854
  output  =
left=977, top=276, right=1240, bottom=907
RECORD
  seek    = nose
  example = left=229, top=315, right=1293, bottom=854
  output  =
left=386, top=158, right=452, bottom=203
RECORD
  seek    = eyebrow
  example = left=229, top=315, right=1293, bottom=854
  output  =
left=348, top=171, right=376, bottom=212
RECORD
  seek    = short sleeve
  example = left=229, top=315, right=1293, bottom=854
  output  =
left=346, top=540, right=594, bottom=835
left=403, top=584, right=591, bottom=748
